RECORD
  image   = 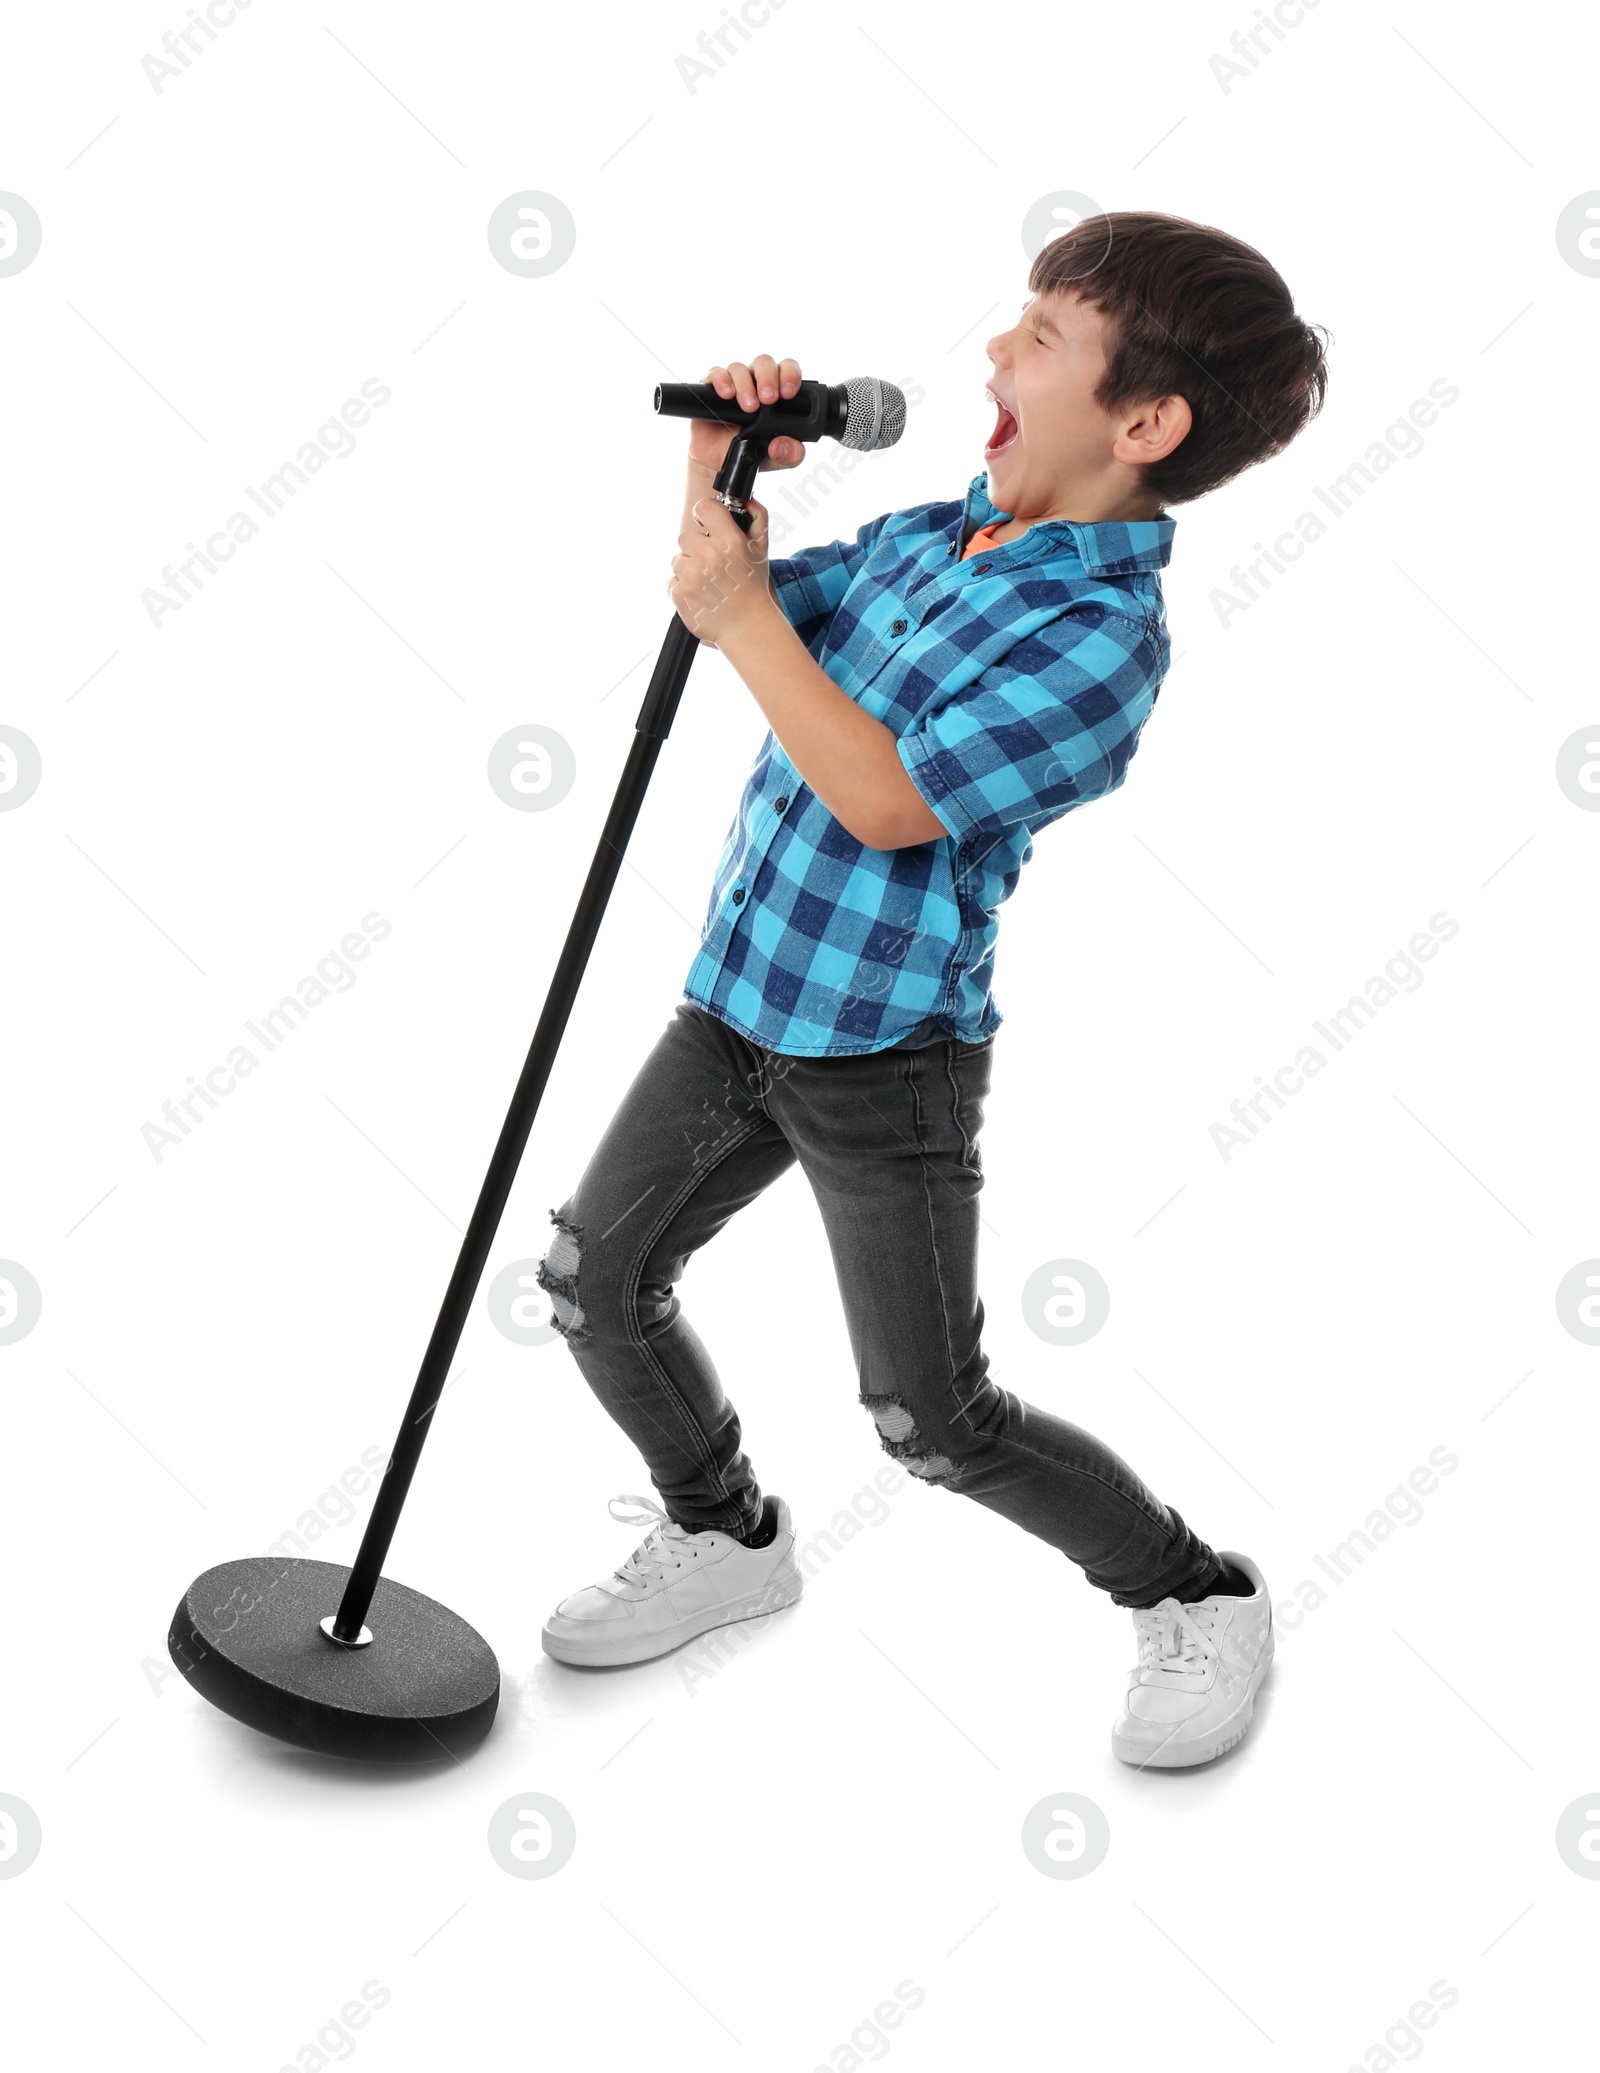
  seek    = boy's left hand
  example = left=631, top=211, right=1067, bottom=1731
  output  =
left=670, top=496, right=778, bottom=650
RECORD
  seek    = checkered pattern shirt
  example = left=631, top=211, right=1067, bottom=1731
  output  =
left=682, top=471, right=1176, bottom=1056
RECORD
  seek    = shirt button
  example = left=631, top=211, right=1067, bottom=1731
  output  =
left=891, top=617, right=907, bottom=636
left=773, top=795, right=789, bottom=813
left=732, top=888, right=746, bottom=905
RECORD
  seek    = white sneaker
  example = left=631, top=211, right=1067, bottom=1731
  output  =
left=541, top=1494, right=803, bottom=1668
left=1111, top=1551, right=1274, bottom=1769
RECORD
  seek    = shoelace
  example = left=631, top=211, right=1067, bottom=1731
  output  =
left=606, top=1494, right=704, bottom=1591
left=1132, top=1597, right=1220, bottom=1681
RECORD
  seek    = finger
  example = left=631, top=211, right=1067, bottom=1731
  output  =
left=778, top=356, right=802, bottom=398
left=691, top=495, right=724, bottom=531
left=725, top=360, right=758, bottom=412
left=750, top=354, right=780, bottom=403
left=704, top=364, right=733, bottom=396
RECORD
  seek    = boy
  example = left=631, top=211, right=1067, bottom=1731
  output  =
left=535, top=211, right=1328, bottom=1768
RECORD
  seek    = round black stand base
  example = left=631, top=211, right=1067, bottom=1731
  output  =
left=169, top=1558, right=499, bottom=1764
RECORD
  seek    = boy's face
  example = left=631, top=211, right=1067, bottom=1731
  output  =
left=983, top=291, right=1172, bottom=522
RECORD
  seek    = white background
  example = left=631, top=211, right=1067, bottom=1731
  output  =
left=3, top=0, right=1597, bottom=2064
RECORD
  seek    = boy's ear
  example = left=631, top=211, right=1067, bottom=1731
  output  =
left=1113, top=392, right=1192, bottom=468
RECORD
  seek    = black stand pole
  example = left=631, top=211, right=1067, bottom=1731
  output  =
left=329, top=438, right=765, bottom=1643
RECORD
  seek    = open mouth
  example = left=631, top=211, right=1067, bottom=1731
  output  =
left=984, top=387, right=1019, bottom=460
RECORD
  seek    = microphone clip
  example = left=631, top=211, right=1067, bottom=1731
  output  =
left=711, top=433, right=767, bottom=531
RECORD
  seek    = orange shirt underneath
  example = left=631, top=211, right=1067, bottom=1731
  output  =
left=961, top=521, right=1007, bottom=561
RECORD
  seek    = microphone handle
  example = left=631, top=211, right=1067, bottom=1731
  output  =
left=654, top=379, right=843, bottom=442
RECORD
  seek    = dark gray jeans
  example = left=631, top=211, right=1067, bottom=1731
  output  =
left=537, top=1001, right=1225, bottom=1608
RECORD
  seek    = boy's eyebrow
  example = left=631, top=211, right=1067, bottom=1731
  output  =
left=1022, top=297, right=1061, bottom=337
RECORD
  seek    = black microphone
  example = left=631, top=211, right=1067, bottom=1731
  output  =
left=654, top=376, right=906, bottom=452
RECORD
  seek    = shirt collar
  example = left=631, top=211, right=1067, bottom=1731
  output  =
left=960, top=472, right=1176, bottom=575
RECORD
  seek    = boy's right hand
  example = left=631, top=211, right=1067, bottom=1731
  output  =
left=689, top=356, right=808, bottom=476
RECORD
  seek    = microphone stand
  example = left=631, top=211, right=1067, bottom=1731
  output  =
left=327, top=430, right=767, bottom=1645
left=167, top=432, right=769, bottom=1762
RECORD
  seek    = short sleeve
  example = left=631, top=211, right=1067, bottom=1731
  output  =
left=895, top=608, right=1161, bottom=845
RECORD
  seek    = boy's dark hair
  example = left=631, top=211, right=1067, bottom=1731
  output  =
left=1029, top=210, right=1329, bottom=505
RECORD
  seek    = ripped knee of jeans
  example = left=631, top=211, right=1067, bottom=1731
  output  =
left=860, top=1393, right=959, bottom=1484
left=535, top=1206, right=589, bottom=1343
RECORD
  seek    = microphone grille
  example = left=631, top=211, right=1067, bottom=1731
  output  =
left=840, top=377, right=907, bottom=452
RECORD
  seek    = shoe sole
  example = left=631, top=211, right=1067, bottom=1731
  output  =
left=1111, top=1630, right=1275, bottom=1771
left=541, top=1566, right=803, bottom=1669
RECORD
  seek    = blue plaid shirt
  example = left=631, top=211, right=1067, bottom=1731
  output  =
left=682, top=472, right=1176, bottom=1057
